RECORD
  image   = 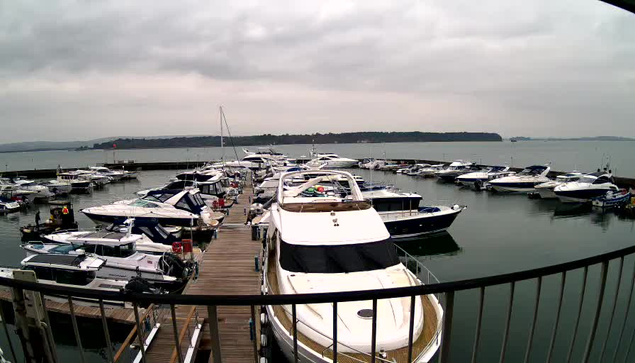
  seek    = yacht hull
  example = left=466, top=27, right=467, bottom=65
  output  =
left=489, top=183, right=539, bottom=193
left=82, top=211, right=197, bottom=227
left=554, top=189, right=610, bottom=204
left=382, top=207, right=463, bottom=239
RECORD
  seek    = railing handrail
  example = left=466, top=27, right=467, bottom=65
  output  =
left=2, top=242, right=635, bottom=305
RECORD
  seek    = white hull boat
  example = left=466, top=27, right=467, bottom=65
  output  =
left=261, top=170, right=443, bottom=363
left=488, top=165, right=551, bottom=193
left=554, top=173, right=619, bottom=203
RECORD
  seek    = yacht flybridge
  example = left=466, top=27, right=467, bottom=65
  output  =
left=261, top=170, right=443, bottom=363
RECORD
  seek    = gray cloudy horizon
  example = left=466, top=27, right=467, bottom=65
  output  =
left=0, top=0, right=634, bottom=143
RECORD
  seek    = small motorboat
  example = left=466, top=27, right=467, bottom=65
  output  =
left=20, top=202, right=79, bottom=241
left=456, top=166, right=513, bottom=187
left=592, top=189, right=632, bottom=209
left=554, top=172, right=619, bottom=203
left=434, top=160, right=475, bottom=182
left=533, top=172, right=583, bottom=199
left=0, top=253, right=157, bottom=307
left=21, top=236, right=191, bottom=291
left=0, top=198, right=21, bottom=214
left=57, top=172, right=93, bottom=193
left=488, top=165, right=551, bottom=193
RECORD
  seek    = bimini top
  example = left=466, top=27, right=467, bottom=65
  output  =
left=278, top=170, right=365, bottom=205
left=22, top=254, right=105, bottom=271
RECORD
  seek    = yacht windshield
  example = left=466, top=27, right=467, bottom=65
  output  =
left=129, top=200, right=160, bottom=208
left=578, top=176, right=597, bottom=183
left=279, top=239, right=400, bottom=273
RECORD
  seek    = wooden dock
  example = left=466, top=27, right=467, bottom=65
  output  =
left=142, top=186, right=262, bottom=363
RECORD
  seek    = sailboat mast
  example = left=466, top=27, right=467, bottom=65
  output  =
left=220, top=106, right=225, bottom=161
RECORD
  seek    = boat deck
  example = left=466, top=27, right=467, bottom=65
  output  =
left=266, top=251, right=441, bottom=363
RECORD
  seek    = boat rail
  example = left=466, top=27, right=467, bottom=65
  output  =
left=2, top=242, right=635, bottom=362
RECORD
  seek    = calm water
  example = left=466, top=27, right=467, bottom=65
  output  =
left=2, top=140, right=635, bottom=177
left=0, top=166, right=634, bottom=361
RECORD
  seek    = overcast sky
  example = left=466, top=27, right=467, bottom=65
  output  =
left=0, top=0, right=633, bottom=143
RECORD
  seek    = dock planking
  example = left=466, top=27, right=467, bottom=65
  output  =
left=143, top=186, right=262, bottom=363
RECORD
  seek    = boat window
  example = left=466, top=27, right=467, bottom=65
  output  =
left=130, top=200, right=160, bottom=208
left=56, top=270, right=95, bottom=285
left=25, top=266, right=54, bottom=281
left=99, top=243, right=135, bottom=258
left=176, top=197, right=194, bottom=212
left=593, top=176, right=612, bottom=184
left=139, top=226, right=156, bottom=239
left=279, top=239, right=400, bottom=273
left=83, top=245, right=97, bottom=254
left=578, top=176, right=597, bottom=183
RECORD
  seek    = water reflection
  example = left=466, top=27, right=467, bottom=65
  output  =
left=394, top=232, right=462, bottom=258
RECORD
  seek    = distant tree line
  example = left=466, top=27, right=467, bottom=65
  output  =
left=92, top=131, right=502, bottom=149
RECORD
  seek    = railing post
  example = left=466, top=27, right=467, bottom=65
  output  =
left=600, top=257, right=624, bottom=362
left=170, top=304, right=184, bottom=363
left=439, top=291, right=455, bottom=363
left=499, top=282, right=515, bottom=363
left=371, top=298, right=378, bottom=363
left=208, top=305, right=223, bottom=363
left=612, top=261, right=635, bottom=363
left=250, top=305, right=259, bottom=363
left=582, top=261, right=609, bottom=363
left=0, top=301, right=17, bottom=362
left=566, top=266, right=589, bottom=363
left=407, top=295, right=416, bottom=363
left=327, top=302, right=336, bottom=362
left=523, top=277, right=543, bottom=363
left=547, top=272, right=567, bottom=363
left=471, top=287, right=485, bottom=363
left=68, top=296, right=86, bottom=363
left=99, top=299, right=115, bottom=363
left=292, top=304, right=298, bottom=363
left=133, top=302, right=147, bottom=363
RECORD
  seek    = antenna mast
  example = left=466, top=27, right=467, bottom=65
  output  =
left=220, top=106, right=225, bottom=161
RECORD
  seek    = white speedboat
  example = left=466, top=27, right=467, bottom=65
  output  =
left=405, top=164, right=432, bottom=176
left=82, top=189, right=217, bottom=227
left=533, top=172, right=583, bottom=199
left=57, top=172, right=93, bottom=193
left=416, top=164, right=444, bottom=178
left=261, top=170, right=443, bottom=363
left=45, top=180, right=73, bottom=195
left=22, top=235, right=190, bottom=291
left=362, top=189, right=464, bottom=239
left=456, top=166, right=513, bottom=187
left=554, top=172, right=619, bottom=203
left=0, top=254, right=156, bottom=307
left=89, top=166, right=126, bottom=182
left=39, top=221, right=176, bottom=255
left=306, top=153, right=358, bottom=168
left=0, top=198, right=21, bottom=214
left=434, top=160, right=475, bottom=182
left=488, top=165, right=551, bottom=193
left=12, top=179, right=53, bottom=201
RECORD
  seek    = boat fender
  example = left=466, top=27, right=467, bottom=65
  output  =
left=260, top=358, right=268, bottom=363
left=260, top=334, right=267, bottom=347
left=260, top=313, right=268, bottom=325
left=172, top=242, right=182, bottom=254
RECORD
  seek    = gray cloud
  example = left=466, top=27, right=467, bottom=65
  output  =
left=0, top=0, right=634, bottom=142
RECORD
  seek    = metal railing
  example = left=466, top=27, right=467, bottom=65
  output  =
left=2, top=243, right=635, bottom=362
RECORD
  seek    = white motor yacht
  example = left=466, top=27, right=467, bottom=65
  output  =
left=488, top=165, right=551, bottom=193
left=416, top=164, right=444, bottom=178
left=82, top=189, right=218, bottom=227
left=434, top=161, right=475, bottom=182
left=554, top=172, right=619, bottom=203
left=89, top=166, right=126, bottom=182
left=0, top=254, right=155, bottom=307
left=45, top=180, right=73, bottom=195
left=533, top=172, right=583, bottom=199
left=306, top=153, right=358, bottom=168
left=21, top=234, right=190, bottom=291
left=12, top=179, right=53, bottom=201
left=0, top=198, right=21, bottom=214
left=261, top=170, right=443, bottom=363
left=456, top=166, right=514, bottom=187
left=57, top=172, right=93, bottom=193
